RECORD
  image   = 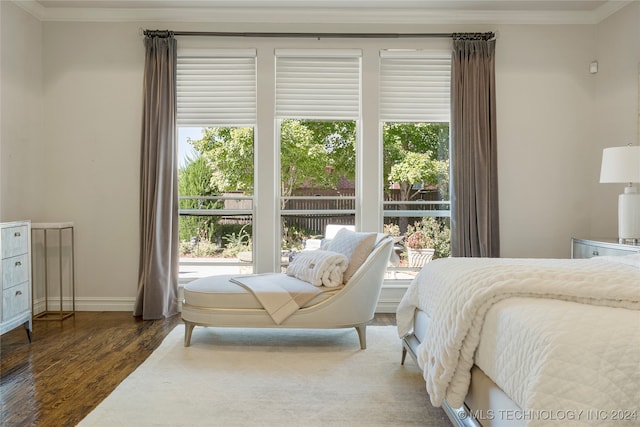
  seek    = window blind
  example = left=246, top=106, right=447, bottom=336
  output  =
left=177, top=49, right=256, bottom=127
left=379, top=51, right=451, bottom=122
left=275, top=50, right=361, bottom=120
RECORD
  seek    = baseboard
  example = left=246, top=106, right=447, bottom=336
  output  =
left=40, top=283, right=409, bottom=313
left=376, top=283, right=410, bottom=313
left=33, top=297, right=136, bottom=313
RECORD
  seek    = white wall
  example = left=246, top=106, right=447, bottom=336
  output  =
left=1, top=5, right=637, bottom=310
left=591, top=2, right=640, bottom=238
left=40, top=22, right=144, bottom=308
left=495, top=25, right=597, bottom=257
left=0, top=1, right=44, bottom=222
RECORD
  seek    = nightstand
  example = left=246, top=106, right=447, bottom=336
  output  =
left=571, top=237, right=640, bottom=259
left=1, top=221, right=32, bottom=341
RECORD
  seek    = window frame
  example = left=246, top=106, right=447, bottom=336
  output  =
left=174, top=38, right=452, bottom=280
left=176, top=48, right=258, bottom=278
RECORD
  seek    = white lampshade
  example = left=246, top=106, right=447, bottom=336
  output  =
left=600, top=145, right=640, bottom=243
left=600, top=145, right=640, bottom=183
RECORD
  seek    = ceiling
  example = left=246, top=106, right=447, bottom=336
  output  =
left=14, top=0, right=634, bottom=24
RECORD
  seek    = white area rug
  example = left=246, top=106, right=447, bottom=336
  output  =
left=78, top=326, right=449, bottom=427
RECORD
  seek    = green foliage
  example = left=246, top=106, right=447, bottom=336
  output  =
left=383, top=223, right=400, bottom=237
left=179, top=121, right=451, bottom=259
left=221, top=224, right=252, bottom=257
left=404, top=230, right=434, bottom=249
left=178, top=153, right=214, bottom=197
left=383, top=122, right=449, bottom=161
left=187, top=121, right=448, bottom=203
left=383, top=122, right=450, bottom=200
left=190, top=127, right=255, bottom=194
left=297, top=120, right=356, bottom=182
left=280, top=120, right=356, bottom=199
left=178, top=154, right=222, bottom=242
left=405, top=217, right=451, bottom=259
left=189, top=121, right=356, bottom=200
left=179, top=238, right=219, bottom=257
left=281, top=223, right=315, bottom=251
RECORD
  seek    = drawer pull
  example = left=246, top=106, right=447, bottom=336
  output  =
left=592, top=250, right=599, bottom=256
left=14, top=231, right=21, bottom=237
left=15, top=261, right=22, bottom=267
left=15, top=290, right=22, bottom=296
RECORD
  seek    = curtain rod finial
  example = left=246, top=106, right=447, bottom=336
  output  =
left=452, top=32, right=495, bottom=41
left=143, top=29, right=175, bottom=38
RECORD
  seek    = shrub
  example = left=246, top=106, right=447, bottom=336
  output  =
left=406, top=217, right=450, bottom=259
left=222, top=224, right=252, bottom=257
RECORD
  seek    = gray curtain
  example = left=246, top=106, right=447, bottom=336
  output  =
left=134, top=33, right=179, bottom=319
left=450, top=35, right=500, bottom=258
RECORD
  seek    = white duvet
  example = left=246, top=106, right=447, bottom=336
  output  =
left=475, top=297, right=640, bottom=426
left=396, top=255, right=640, bottom=425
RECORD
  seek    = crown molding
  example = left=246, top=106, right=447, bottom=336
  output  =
left=593, top=0, right=633, bottom=23
left=12, top=0, right=47, bottom=21
left=10, top=0, right=633, bottom=25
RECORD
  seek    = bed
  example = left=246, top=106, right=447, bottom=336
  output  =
left=396, top=255, right=640, bottom=427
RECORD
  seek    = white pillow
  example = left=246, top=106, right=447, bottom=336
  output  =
left=324, top=228, right=377, bottom=283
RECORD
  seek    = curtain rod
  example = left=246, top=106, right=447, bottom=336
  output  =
left=143, top=30, right=494, bottom=40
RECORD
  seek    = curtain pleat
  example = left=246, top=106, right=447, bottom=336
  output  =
left=134, top=35, right=179, bottom=319
left=450, top=38, right=500, bottom=258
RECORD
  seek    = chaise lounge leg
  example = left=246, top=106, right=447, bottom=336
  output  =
left=355, top=324, right=367, bottom=349
left=401, top=347, right=407, bottom=365
left=184, top=321, right=195, bottom=347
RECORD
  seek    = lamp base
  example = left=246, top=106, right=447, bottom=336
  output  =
left=618, top=186, right=640, bottom=243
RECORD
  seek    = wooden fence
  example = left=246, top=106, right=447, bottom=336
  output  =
left=282, top=188, right=444, bottom=235
left=180, top=188, right=447, bottom=237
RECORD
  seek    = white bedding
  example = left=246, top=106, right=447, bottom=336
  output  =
left=396, top=255, right=640, bottom=425
left=476, top=298, right=640, bottom=425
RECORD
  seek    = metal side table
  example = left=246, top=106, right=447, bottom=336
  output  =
left=31, top=222, right=75, bottom=321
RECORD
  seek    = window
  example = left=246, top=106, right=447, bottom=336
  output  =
left=176, top=49, right=256, bottom=281
left=275, top=50, right=361, bottom=267
left=175, top=40, right=452, bottom=285
left=380, top=51, right=452, bottom=279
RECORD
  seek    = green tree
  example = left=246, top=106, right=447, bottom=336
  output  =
left=188, top=122, right=447, bottom=202
left=383, top=122, right=450, bottom=239
left=280, top=120, right=356, bottom=200
left=178, top=154, right=221, bottom=243
left=388, top=152, right=448, bottom=201
left=190, top=127, right=255, bottom=194
left=192, top=121, right=356, bottom=205
left=383, top=122, right=449, bottom=200
left=300, top=120, right=356, bottom=183
left=183, top=121, right=449, bottom=249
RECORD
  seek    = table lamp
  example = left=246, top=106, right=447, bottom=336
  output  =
left=600, top=144, right=640, bottom=243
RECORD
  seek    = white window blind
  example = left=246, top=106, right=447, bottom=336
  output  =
left=379, top=51, right=451, bottom=122
left=275, top=49, right=361, bottom=120
left=177, top=49, right=256, bottom=127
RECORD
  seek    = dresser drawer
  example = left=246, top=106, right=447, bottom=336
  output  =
left=2, top=281, right=30, bottom=321
left=1, top=225, right=29, bottom=258
left=2, top=254, right=30, bottom=289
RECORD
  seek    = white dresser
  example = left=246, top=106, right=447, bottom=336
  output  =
left=1, top=221, right=32, bottom=341
left=571, top=237, right=640, bottom=259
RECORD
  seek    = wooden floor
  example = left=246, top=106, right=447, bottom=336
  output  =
left=0, top=312, right=396, bottom=427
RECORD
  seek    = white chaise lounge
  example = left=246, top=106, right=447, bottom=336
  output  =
left=182, top=232, right=393, bottom=349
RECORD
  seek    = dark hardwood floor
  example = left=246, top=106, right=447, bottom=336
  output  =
left=0, top=312, right=180, bottom=427
left=0, top=312, right=396, bottom=427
